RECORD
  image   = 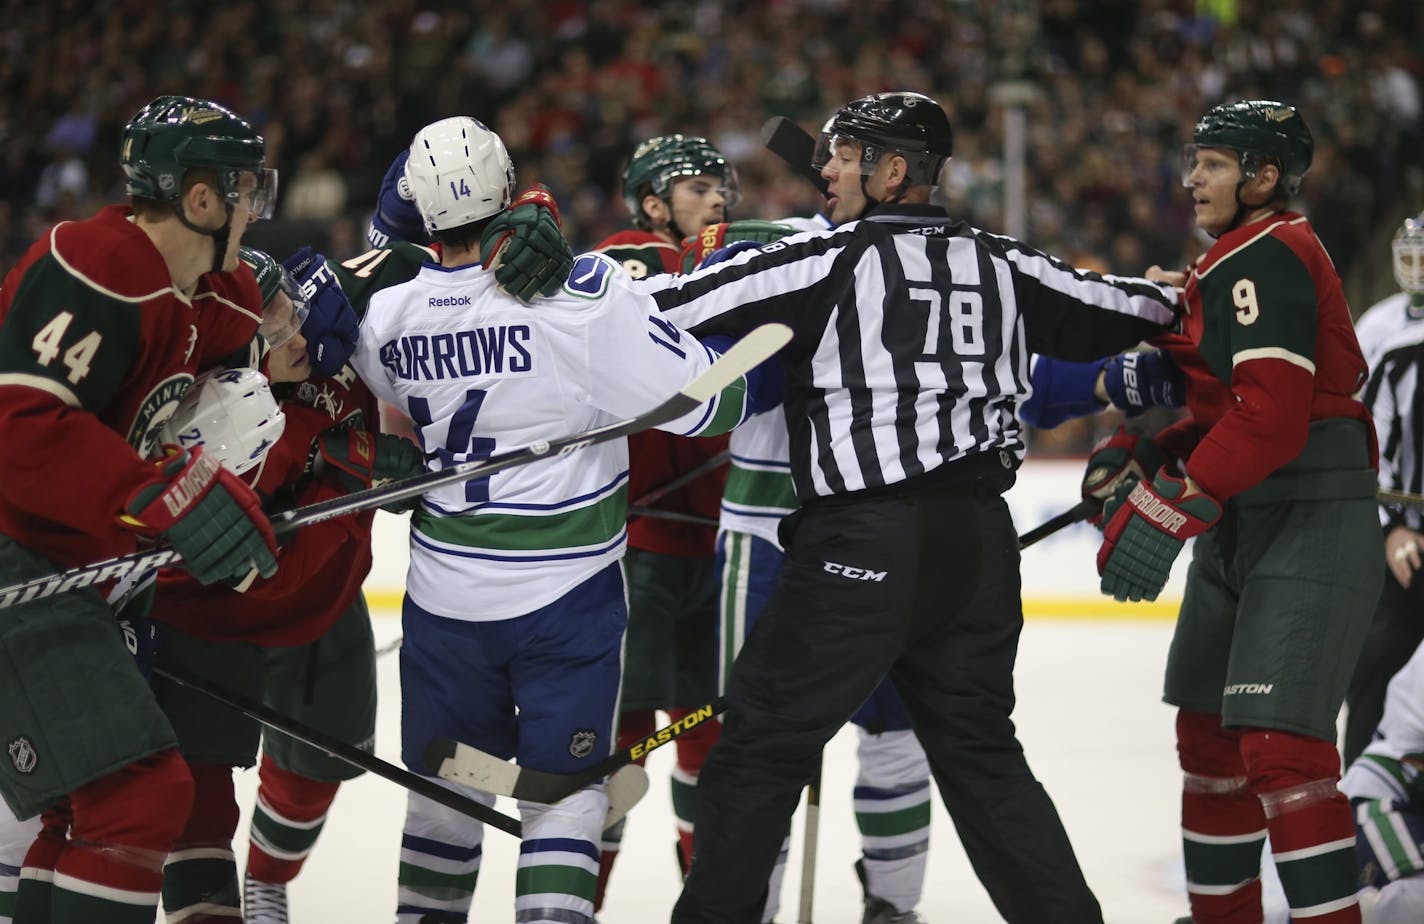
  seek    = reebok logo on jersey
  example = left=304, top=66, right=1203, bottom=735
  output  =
left=428, top=295, right=473, bottom=307
left=1127, top=482, right=1188, bottom=534
left=1223, top=683, right=1274, bottom=696
left=823, top=561, right=888, bottom=582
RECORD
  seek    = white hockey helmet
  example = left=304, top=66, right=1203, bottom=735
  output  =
left=1393, top=212, right=1424, bottom=295
left=404, top=116, right=516, bottom=234
left=160, top=367, right=286, bottom=475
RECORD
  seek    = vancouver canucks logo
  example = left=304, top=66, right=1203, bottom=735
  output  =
left=7, top=736, right=37, bottom=775
left=127, top=373, right=194, bottom=457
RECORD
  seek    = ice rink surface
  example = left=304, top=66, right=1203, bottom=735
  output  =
left=233, top=611, right=1214, bottom=923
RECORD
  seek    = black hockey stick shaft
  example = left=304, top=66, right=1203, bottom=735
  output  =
left=1017, top=497, right=1101, bottom=550
left=629, top=448, right=731, bottom=508
left=760, top=117, right=830, bottom=198
left=427, top=697, right=728, bottom=804
left=153, top=663, right=522, bottom=837
left=0, top=324, right=792, bottom=611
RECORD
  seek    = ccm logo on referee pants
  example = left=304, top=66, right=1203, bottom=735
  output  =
left=823, top=561, right=887, bottom=581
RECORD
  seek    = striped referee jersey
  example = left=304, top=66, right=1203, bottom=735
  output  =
left=1363, top=318, right=1424, bottom=531
left=639, top=203, right=1179, bottom=500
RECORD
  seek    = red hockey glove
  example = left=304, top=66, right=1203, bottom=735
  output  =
left=1097, top=470, right=1221, bottom=603
left=122, top=445, right=278, bottom=586
left=1080, top=426, right=1170, bottom=525
left=679, top=220, right=796, bottom=274
left=481, top=184, right=573, bottom=301
left=314, top=427, right=425, bottom=494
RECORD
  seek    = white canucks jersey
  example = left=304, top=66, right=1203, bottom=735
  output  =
left=351, top=252, right=742, bottom=621
left=720, top=215, right=831, bottom=545
left=1354, top=291, right=1424, bottom=377
left=1341, top=639, right=1424, bottom=801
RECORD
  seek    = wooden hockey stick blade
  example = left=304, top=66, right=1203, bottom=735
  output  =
left=0, top=324, right=792, bottom=612
left=1018, top=497, right=1101, bottom=550
left=603, top=764, right=650, bottom=828
left=427, top=698, right=728, bottom=804
left=153, top=663, right=523, bottom=837
left=760, top=116, right=830, bottom=198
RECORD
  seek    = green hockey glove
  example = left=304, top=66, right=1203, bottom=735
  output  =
left=315, top=427, right=425, bottom=494
left=680, top=220, right=796, bottom=273
left=481, top=184, right=574, bottom=301
left=1081, top=426, right=1170, bottom=526
left=122, top=446, right=278, bottom=586
left=1097, top=470, right=1221, bottom=602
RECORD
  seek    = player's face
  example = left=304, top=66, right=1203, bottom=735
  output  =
left=263, top=292, right=310, bottom=384
left=668, top=174, right=729, bottom=236
left=1183, top=146, right=1243, bottom=237
left=821, top=138, right=869, bottom=225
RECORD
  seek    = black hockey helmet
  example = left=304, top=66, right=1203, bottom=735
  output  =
left=813, top=92, right=953, bottom=187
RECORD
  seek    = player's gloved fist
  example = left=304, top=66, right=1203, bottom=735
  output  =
left=282, top=247, right=359, bottom=377
left=1097, top=469, right=1221, bottom=603
left=481, top=184, right=573, bottom=301
left=314, top=427, right=425, bottom=494
left=1081, top=426, right=1169, bottom=523
left=122, top=445, right=278, bottom=586
left=1102, top=349, right=1184, bottom=417
left=367, top=149, right=432, bottom=249
left=679, top=220, right=795, bottom=273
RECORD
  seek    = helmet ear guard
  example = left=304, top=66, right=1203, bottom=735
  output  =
left=159, top=368, right=286, bottom=476
left=404, top=116, right=516, bottom=235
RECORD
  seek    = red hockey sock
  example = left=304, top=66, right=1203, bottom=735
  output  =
left=245, top=756, right=341, bottom=885
left=1177, top=710, right=1266, bottom=924
left=163, top=761, right=241, bottom=922
left=1242, top=729, right=1359, bottom=923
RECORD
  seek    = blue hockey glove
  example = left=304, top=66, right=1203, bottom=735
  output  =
left=1098, top=469, right=1221, bottom=602
left=283, top=247, right=359, bottom=377
left=1020, top=356, right=1109, bottom=429
left=366, top=149, right=432, bottom=248
left=1101, top=349, right=1184, bottom=417
left=694, top=239, right=764, bottom=271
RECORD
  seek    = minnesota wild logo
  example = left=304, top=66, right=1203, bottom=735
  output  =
left=1263, top=107, right=1294, bottom=123
left=127, top=373, right=194, bottom=457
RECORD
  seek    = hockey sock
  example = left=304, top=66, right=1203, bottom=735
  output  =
left=1242, top=729, right=1360, bottom=923
left=0, top=801, right=40, bottom=924
left=13, top=804, right=68, bottom=924
left=853, top=728, right=931, bottom=913
left=396, top=785, right=485, bottom=923
left=162, top=761, right=241, bottom=922
left=517, top=788, right=604, bottom=922
left=1177, top=710, right=1266, bottom=924
left=245, top=756, right=341, bottom=885
left=669, top=706, right=720, bottom=877
left=594, top=709, right=656, bottom=909
left=47, top=749, right=193, bottom=924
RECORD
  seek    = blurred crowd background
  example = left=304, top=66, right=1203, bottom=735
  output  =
left=2, top=0, right=1420, bottom=450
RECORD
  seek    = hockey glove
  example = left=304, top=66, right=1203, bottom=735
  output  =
left=314, top=427, right=425, bottom=495
left=1081, top=426, right=1170, bottom=524
left=122, top=446, right=278, bottom=586
left=481, top=184, right=573, bottom=301
left=1101, top=349, right=1185, bottom=418
left=679, top=220, right=796, bottom=273
left=1097, top=469, right=1221, bottom=602
left=283, top=247, right=359, bottom=377
left=366, top=149, right=432, bottom=248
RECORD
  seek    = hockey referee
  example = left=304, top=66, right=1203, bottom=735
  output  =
left=637, top=92, right=1180, bottom=923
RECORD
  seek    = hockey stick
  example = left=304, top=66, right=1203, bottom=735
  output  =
left=761, top=116, right=830, bottom=199
left=630, top=448, right=732, bottom=508
left=426, top=698, right=728, bottom=804
left=0, top=324, right=793, bottom=611
left=1017, top=497, right=1101, bottom=550
left=1379, top=488, right=1424, bottom=509
left=797, top=759, right=822, bottom=923
left=152, top=662, right=524, bottom=837
left=627, top=505, right=718, bottom=528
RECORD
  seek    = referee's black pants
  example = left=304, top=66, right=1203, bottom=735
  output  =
left=1342, top=566, right=1424, bottom=765
left=671, top=470, right=1103, bottom=923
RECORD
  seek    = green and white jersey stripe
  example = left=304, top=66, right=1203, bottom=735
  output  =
left=720, top=411, right=797, bottom=547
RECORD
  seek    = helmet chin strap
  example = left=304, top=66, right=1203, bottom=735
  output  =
left=175, top=199, right=236, bottom=275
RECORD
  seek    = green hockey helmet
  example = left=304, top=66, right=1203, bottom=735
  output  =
left=122, top=95, right=277, bottom=218
left=621, top=134, right=740, bottom=228
left=239, top=246, right=309, bottom=349
left=1186, top=99, right=1313, bottom=197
